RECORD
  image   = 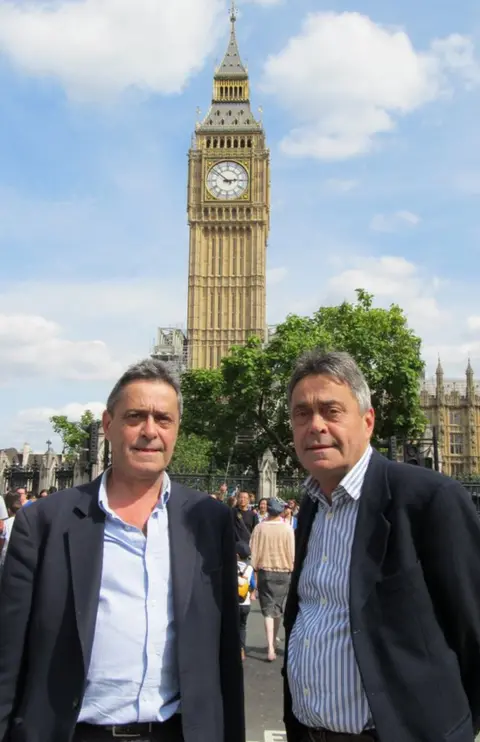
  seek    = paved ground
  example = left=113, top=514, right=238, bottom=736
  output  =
left=244, top=602, right=286, bottom=742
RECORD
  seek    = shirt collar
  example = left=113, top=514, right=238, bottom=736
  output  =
left=305, top=444, right=373, bottom=503
left=98, top=469, right=171, bottom=517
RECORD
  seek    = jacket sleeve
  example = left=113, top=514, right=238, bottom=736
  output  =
left=0, top=508, right=38, bottom=739
left=220, top=509, right=246, bottom=742
left=419, top=479, right=480, bottom=731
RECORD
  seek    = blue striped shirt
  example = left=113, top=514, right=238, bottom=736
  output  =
left=287, top=446, right=373, bottom=733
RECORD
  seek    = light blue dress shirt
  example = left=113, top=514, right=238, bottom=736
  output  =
left=287, top=446, right=373, bottom=734
left=79, top=470, right=180, bottom=724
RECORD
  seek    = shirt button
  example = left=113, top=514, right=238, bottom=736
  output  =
left=304, top=639, right=310, bottom=648
left=326, top=511, right=333, bottom=520
left=322, top=555, right=328, bottom=563
left=321, top=597, right=327, bottom=606
left=303, top=687, right=309, bottom=696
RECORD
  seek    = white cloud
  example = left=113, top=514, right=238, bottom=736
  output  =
left=468, top=316, right=480, bottom=331
left=326, top=255, right=445, bottom=330
left=15, top=402, right=105, bottom=428
left=325, top=179, right=358, bottom=193
left=432, top=34, right=480, bottom=89
left=0, top=0, right=224, bottom=100
left=270, top=250, right=480, bottom=376
left=0, top=277, right=188, bottom=387
left=370, top=210, right=421, bottom=232
left=10, top=403, right=106, bottom=453
left=261, top=12, right=479, bottom=160
left=0, top=313, right=122, bottom=383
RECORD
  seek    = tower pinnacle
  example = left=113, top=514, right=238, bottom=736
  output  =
left=215, top=0, right=247, bottom=80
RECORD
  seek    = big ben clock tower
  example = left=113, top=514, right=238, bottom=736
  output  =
left=186, top=2, right=270, bottom=370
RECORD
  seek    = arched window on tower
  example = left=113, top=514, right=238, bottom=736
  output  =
left=240, top=138, right=245, bottom=148
left=213, top=138, right=218, bottom=148
left=229, top=86, right=233, bottom=97
left=247, top=138, right=252, bottom=148
left=227, top=137, right=231, bottom=148
left=234, top=138, right=239, bottom=148
left=239, top=86, right=243, bottom=98
left=220, top=137, right=225, bottom=148
left=234, top=86, right=238, bottom=97
left=206, top=138, right=211, bottom=149
left=220, top=86, right=224, bottom=98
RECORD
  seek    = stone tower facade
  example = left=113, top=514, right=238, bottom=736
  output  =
left=420, top=359, right=480, bottom=477
left=186, top=3, right=270, bottom=369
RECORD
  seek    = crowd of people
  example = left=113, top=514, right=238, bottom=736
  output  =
left=1, top=349, right=480, bottom=742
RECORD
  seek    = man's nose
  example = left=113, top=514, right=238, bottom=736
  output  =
left=142, top=415, right=157, bottom=438
left=310, top=412, right=328, bottom=433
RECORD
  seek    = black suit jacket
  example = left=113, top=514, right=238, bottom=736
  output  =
left=283, top=452, right=480, bottom=742
left=0, top=478, right=245, bottom=742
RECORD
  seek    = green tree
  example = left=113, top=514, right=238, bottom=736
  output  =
left=170, top=432, right=213, bottom=474
left=179, top=368, right=241, bottom=474
left=50, top=410, right=97, bottom=461
left=186, top=290, right=426, bottom=474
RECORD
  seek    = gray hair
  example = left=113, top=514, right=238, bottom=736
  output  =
left=106, top=358, right=183, bottom=416
left=287, top=350, right=371, bottom=414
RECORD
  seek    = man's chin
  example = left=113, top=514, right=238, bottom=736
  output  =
left=128, top=461, right=167, bottom=478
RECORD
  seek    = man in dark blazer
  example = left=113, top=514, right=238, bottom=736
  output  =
left=0, top=358, right=244, bottom=742
left=283, top=349, right=480, bottom=742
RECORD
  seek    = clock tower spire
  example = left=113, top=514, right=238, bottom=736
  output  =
left=186, top=6, right=270, bottom=370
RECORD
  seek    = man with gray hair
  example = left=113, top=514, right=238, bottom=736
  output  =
left=0, top=358, right=244, bottom=742
left=283, top=350, right=480, bottom=742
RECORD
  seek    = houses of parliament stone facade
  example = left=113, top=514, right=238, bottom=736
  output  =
left=421, top=360, right=480, bottom=477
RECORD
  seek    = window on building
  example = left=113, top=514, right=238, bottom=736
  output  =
left=449, top=410, right=461, bottom=425
left=451, top=463, right=465, bottom=478
left=450, top=433, right=464, bottom=455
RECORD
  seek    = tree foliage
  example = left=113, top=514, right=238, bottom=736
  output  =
left=50, top=410, right=97, bottom=461
left=170, top=432, right=213, bottom=474
left=180, top=290, right=426, bottom=474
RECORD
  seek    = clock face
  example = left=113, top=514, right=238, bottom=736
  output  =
left=206, top=161, right=249, bottom=200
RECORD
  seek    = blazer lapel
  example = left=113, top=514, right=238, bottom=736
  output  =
left=67, top=478, right=105, bottom=671
left=168, top=483, right=197, bottom=624
left=350, top=450, right=392, bottom=613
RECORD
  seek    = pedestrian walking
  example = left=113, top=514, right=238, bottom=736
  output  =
left=0, top=358, right=245, bottom=742
left=235, top=491, right=259, bottom=535
left=237, top=541, right=256, bottom=661
left=283, top=349, right=480, bottom=742
left=251, top=498, right=294, bottom=662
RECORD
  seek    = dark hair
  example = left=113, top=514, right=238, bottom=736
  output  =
left=287, top=349, right=371, bottom=413
left=226, top=495, right=237, bottom=508
left=237, top=541, right=251, bottom=560
left=106, top=358, right=183, bottom=416
left=38, top=489, right=48, bottom=497
left=5, top=492, right=23, bottom=515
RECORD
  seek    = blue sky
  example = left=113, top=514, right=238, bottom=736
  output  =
left=0, top=0, right=479, bottom=451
